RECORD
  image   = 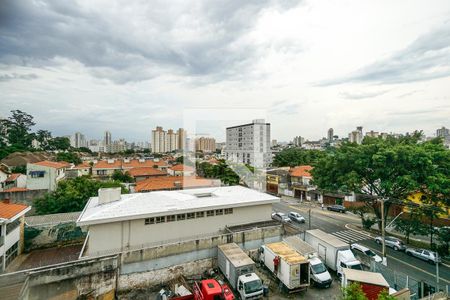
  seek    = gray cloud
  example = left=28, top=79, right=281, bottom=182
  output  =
left=340, top=89, right=390, bottom=100
left=0, top=73, right=38, bottom=82
left=320, top=23, right=450, bottom=86
left=0, top=0, right=301, bottom=84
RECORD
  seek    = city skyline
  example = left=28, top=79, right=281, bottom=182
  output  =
left=1, top=1, right=449, bottom=141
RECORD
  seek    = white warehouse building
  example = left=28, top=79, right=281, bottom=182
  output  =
left=77, top=186, right=279, bottom=257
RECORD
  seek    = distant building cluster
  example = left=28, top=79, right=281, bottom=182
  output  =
left=151, top=127, right=186, bottom=153
left=195, top=137, right=216, bottom=153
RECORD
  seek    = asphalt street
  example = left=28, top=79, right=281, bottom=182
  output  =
left=272, top=200, right=450, bottom=292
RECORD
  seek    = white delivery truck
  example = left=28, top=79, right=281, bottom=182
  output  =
left=259, top=242, right=310, bottom=291
left=217, top=243, right=264, bottom=300
left=304, top=229, right=362, bottom=278
left=283, top=236, right=333, bottom=288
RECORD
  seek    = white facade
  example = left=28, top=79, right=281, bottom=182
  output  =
left=152, top=126, right=167, bottom=153
left=26, top=163, right=66, bottom=191
left=0, top=204, right=30, bottom=271
left=77, top=186, right=279, bottom=256
left=348, top=126, right=363, bottom=144
left=224, top=119, right=272, bottom=168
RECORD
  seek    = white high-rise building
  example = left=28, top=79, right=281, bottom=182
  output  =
left=327, top=128, right=334, bottom=142
left=167, top=129, right=179, bottom=152
left=70, top=132, right=86, bottom=148
left=348, top=126, right=363, bottom=144
left=152, top=126, right=166, bottom=153
left=225, top=119, right=272, bottom=168
left=104, top=131, right=112, bottom=146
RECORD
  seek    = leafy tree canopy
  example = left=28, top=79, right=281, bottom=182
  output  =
left=56, top=152, right=82, bottom=165
left=272, top=148, right=327, bottom=167
left=111, top=170, right=134, bottom=183
left=34, top=176, right=128, bottom=215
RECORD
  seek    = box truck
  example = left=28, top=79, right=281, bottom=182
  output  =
left=259, top=242, right=310, bottom=291
left=304, top=229, right=362, bottom=278
left=217, top=243, right=264, bottom=300
left=283, top=236, right=333, bottom=288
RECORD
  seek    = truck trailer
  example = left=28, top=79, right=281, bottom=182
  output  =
left=283, top=236, right=333, bottom=288
left=217, top=243, right=264, bottom=300
left=259, top=242, right=310, bottom=291
left=304, top=229, right=362, bottom=278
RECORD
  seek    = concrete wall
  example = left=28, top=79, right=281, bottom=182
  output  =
left=86, top=204, right=273, bottom=256
left=0, top=189, right=47, bottom=214
left=26, top=164, right=64, bottom=192
left=24, top=222, right=86, bottom=252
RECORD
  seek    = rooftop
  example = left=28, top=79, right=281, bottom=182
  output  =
left=170, top=164, right=194, bottom=172
left=31, top=160, right=70, bottom=169
left=0, top=201, right=30, bottom=220
left=290, top=165, right=313, bottom=177
left=77, top=185, right=279, bottom=226
left=218, top=243, right=255, bottom=267
left=135, top=176, right=216, bottom=192
left=5, top=173, right=22, bottom=182
left=266, top=242, right=307, bottom=265
left=343, top=269, right=389, bottom=287
left=2, top=187, right=29, bottom=193
left=128, top=167, right=167, bottom=177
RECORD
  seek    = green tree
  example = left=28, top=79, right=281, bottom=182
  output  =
left=35, top=129, right=52, bottom=150
left=436, top=227, right=450, bottom=256
left=312, top=134, right=446, bottom=230
left=394, top=205, right=427, bottom=243
left=111, top=170, right=134, bottom=183
left=56, top=152, right=82, bottom=165
left=11, top=165, right=27, bottom=174
left=377, top=290, right=396, bottom=300
left=342, top=282, right=367, bottom=300
left=34, top=176, right=128, bottom=214
left=48, top=137, right=71, bottom=151
left=4, top=110, right=36, bottom=150
left=273, top=148, right=326, bottom=167
left=78, top=147, right=92, bottom=154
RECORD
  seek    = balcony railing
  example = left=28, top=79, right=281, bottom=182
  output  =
left=0, top=235, right=4, bottom=247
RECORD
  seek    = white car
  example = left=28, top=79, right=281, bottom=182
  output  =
left=405, top=248, right=442, bottom=264
left=351, top=243, right=382, bottom=263
left=288, top=211, right=306, bottom=224
left=271, top=212, right=291, bottom=223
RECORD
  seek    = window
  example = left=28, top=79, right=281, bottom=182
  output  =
left=187, top=213, right=195, bottom=219
left=145, top=218, right=155, bottom=225
left=5, top=242, right=18, bottom=267
left=6, top=219, right=20, bottom=234
left=166, top=215, right=176, bottom=222
left=177, top=214, right=186, bottom=221
left=196, top=211, right=204, bottom=218
left=215, top=209, right=223, bottom=215
left=206, top=210, right=214, bottom=217
left=97, top=170, right=107, bottom=175
left=30, top=171, right=45, bottom=178
left=155, top=216, right=165, bottom=223
left=225, top=208, right=233, bottom=215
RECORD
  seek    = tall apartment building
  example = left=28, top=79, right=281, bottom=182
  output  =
left=437, top=126, right=449, bottom=138
left=293, top=136, right=304, bottom=147
left=104, top=131, right=112, bottom=146
left=327, top=128, right=334, bottom=142
left=70, top=132, right=86, bottom=148
left=177, top=128, right=186, bottom=150
left=225, top=119, right=272, bottom=168
left=151, top=127, right=186, bottom=153
left=348, top=126, right=363, bottom=144
left=196, top=137, right=216, bottom=153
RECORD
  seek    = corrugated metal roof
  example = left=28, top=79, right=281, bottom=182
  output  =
left=266, top=242, right=307, bottom=265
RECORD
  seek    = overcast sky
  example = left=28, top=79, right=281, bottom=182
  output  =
left=1, top=0, right=449, bottom=142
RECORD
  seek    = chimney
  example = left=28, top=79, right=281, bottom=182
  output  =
left=3, top=198, right=10, bottom=204
left=98, top=188, right=121, bottom=205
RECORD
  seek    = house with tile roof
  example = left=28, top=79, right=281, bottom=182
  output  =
left=128, top=167, right=167, bottom=182
left=0, top=167, right=9, bottom=192
left=66, top=162, right=91, bottom=178
left=26, top=161, right=69, bottom=191
left=168, top=164, right=195, bottom=176
left=0, top=200, right=31, bottom=271
left=135, top=176, right=219, bottom=192
left=92, top=158, right=169, bottom=179
left=77, top=186, right=279, bottom=257
left=1, top=173, right=27, bottom=192
left=289, top=165, right=317, bottom=201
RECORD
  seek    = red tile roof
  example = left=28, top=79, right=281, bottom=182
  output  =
left=93, top=160, right=122, bottom=169
left=128, top=167, right=167, bottom=177
left=5, top=173, right=22, bottom=182
left=32, top=161, right=70, bottom=169
left=135, top=176, right=215, bottom=192
left=73, top=162, right=91, bottom=169
left=0, top=202, right=29, bottom=219
left=170, top=164, right=194, bottom=172
left=122, top=159, right=167, bottom=169
left=2, top=187, right=29, bottom=193
left=290, top=165, right=313, bottom=177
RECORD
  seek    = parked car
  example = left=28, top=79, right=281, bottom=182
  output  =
left=405, top=248, right=441, bottom=264
left=327, top=205, right=346, bottom=213
left=351, top=243, right=382, bottom=263
left=271, top=212, right=291, bottom=223
left=288, top=211, right=306, bottom=223
left=374, top=236, right=406, bottom=251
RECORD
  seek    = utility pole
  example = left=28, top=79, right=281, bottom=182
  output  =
left=308, top=209, right=311, bottom=230
left=436, top=252, right=440, bottom=291
left=381, top=198, right=387, bottom=266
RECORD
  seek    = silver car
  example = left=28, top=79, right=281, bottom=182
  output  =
left=271, top=212, right=291, bottom=224
left=375, top=236, right=406, bottom=251
left=288, top=211, right=306, bottom=223
left=405, top=248, right=441, bottom=264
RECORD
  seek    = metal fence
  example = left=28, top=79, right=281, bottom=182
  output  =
left=372, top=262, right=449, bottom=299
